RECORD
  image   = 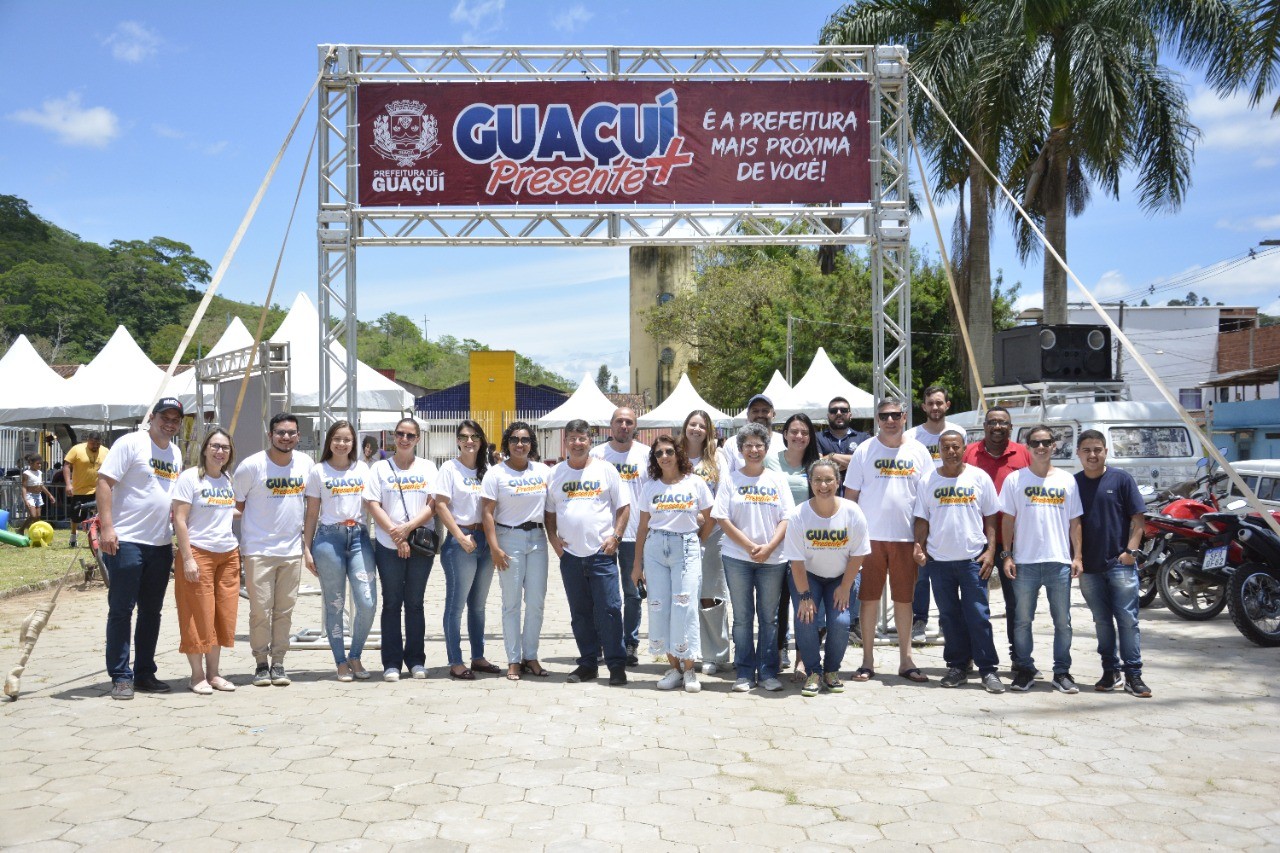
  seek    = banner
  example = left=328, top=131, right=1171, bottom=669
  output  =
left=357, top=81, right=871, bottom=207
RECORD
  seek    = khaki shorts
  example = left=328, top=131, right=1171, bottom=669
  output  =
left=857, top=540, right=918, bottom=604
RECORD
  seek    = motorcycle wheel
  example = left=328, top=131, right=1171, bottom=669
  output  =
left=1157, top=546, right=1228, bottom=620
left=1227, top=562, right=1280, bottom=647
left=1138, top=567, right=1159, bottom=608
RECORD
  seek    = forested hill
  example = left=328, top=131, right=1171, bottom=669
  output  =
left=0, top=195, right=569, bottom=391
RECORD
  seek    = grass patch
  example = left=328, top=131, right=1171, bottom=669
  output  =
left=0, top=527, right=87, bottom=594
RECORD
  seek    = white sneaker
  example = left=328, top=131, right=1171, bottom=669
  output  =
left=761, top=677, right=785, bottom=692
left=700, top=661, right=718, bottom=676
left=410, top=665, right=427, bottom=679
left=384, top=668, right=400, bottom=682
left=656, top=668, right=683, bottom=691
left=731, top=677, right=753, bottom=692
left=683, top=669, right=701, bottom=693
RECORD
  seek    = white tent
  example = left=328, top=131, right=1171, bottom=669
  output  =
left=270, top=292, right=414, bottom=412
left=0, top=335, right=83, bottom=426
left=58, top=326, right=168, bottom=423
left=171, top=317, right=256, bottom=412
left=536, top=372, right=617, bottom=428
left=733, top=370, right=799, bottom=422
left=636, top=374, right=732, bottom=428
left=780, top=347, right=876, bottom=420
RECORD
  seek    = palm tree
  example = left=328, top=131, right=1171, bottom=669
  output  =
left=1212, top=0, right=1280, bottom=116
left=986, top=0, right=1243, bottom=324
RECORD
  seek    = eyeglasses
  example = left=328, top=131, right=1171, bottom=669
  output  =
left=876, top=412, right=904, bottom=422
left=208, top=444, right=231, bottom=452
left=510, top=436, right=533, bottom=445
left=273, top=430, right=299, bottom=438
left=654, top=448, right=676, bottom=458
left=983, top=420, right=1011, bottom=428
left=1027, top=438, right=1056, bottom=448
left=811, top=476, right=839, bottom=485
left=828, top=407, right=850, bottom=415
left=741, top=443, right=766, bottom=452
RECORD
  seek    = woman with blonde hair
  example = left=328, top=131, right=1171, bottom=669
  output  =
left=680, top=410, right=732, bottom=675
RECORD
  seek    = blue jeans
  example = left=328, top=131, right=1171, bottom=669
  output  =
left=618, top=540, right=641, bottom=649
left=496, top=526, right=549, bottom=664
left=787, top=570, right=851, bottom=676
left=312, top=524, right=378, bottom=666
left=643, top=531, right=702, bottom=660
left=722, top=556, right=786, bottom=682
left=374, top=541, right=433, bottom=672
left=912, top=562, right=932, bottom=626
left=1079, top=564, right=1143, bottom=675
left=930, top=558, right=1000, bottom=675
left=104, top=541, right=173, bottom=682
left=560, top=550, right=626, bottom=669
left=1011, top=561, right=1073, bottom=675
left=441, top=529, right=495, bottom=666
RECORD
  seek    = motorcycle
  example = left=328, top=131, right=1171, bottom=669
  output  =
left=1140, top=473, right=1234, bottom=619
left=1198, top=512, right=1280, bottom=646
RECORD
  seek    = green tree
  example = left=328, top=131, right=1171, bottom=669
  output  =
left=377, top=312, right=422, bottom=341
left=101, top=237, right=211, bottom=348
left=0, top=260, right=111, bottom=360
left=1211, top=0, right=1280, bottom=115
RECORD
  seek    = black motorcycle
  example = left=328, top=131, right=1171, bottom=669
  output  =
left=1199, top=512, right=1280, bottom=647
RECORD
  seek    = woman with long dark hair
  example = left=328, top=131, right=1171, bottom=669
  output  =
left=772, top=413, right=821, bottom=676
left=435, top=420, right=500, bottom=680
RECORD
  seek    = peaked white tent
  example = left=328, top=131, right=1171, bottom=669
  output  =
left=733, top=370, right=799, bottom=422
left=637, top=374, right=732, bottom=428
left=270, top=292, right=414, bottom=412
left=0, top=335, right=81, bottom=426
left=780, top=347, right=876, bottom=419
left=171, top=317, right=256, bottom=412
left=536, top=372, right=617, bottom=428
left=58, top=326, right=168, bottom=423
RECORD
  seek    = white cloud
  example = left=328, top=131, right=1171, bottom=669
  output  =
left=103, top=21, right=161, bottom=63
left=10, top=92, right=120, bottom=148
left=202, top=140, right=229, bottom=156
left=450, top=0, right=505, bottom=38
left=1214, top=213, right=1280, bottom=233
left=1255, top=156, right=1278, bottom=169
left=551, top=4, right=593, bottom=33
left=152, top=123, right=186, bottom=140
left=1190, top=87, right=1280, bottom=153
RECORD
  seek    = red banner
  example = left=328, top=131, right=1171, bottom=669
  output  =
left=357, top=81, right=871, bottom=206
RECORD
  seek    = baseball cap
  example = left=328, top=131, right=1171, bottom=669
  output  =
left=152, top=397, right=185, bottom=416
left=746, top=394, right=773, bottom=409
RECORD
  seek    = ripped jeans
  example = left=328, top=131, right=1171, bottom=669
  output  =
left=312, top=523, right=378, bottom=666
left=643, top=529, right=702, bottom=661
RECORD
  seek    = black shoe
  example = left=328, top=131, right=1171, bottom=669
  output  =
left=1095, top=670, right=1123, bottom=692
left=134, top=675, right=171, bottom=693
left=566, top=666, right=598, bottom=684
left=1010, top=669, right=1035, bottom=692
left=625, top=645, right=639, bottom=667
left=1051, top=672, right=1079, bottom=694
left=1124, top=673, right=1152, bottom=698
left=608, top=666, right=628, bottom=686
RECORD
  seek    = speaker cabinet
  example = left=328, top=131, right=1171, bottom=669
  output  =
left=994, top=324, right=1112, bottom=385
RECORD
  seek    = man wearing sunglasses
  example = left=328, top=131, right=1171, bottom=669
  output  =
left=999, top=424, right=1083, bottom=694
left=817, top=396, right=870, bottom=473
left=843, top=398, right=934, bottom=682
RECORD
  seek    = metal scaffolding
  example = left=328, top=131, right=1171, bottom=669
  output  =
left=316, top=44, right=910, bottom=430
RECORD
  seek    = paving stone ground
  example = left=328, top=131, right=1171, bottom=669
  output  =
left=2, top=554, right=1278, bottom=851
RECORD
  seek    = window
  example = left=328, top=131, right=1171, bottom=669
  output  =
left=1179, top=388, right=1203, bottom=410
left=1108, top=427, right=1194, bottom=459
left=1229, top=475, right=1260, bottom=498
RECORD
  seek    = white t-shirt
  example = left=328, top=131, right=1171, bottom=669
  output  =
left=589, top=442, right=650, bottom=541
left=782, top=498, right=872, bottom=579
left=480, top=461, right=551, bottom=527
left=435, top=459, right=485, bottom=527
left=914, top=465, right=999, bottom=562
left=711, top=467, right=795, bottom=563
left=639, top=474, right=714, bottom=534
left=906, top=421, right=967, bottom=466
left=172, top=468, right=238, bottom=554
left=21, top=470, right=41, bottom=490
left=99, top=431, right=182, bottom=547
left=722, top=431, right=785, bottom=474
left=1000, top=467, right=1083, bottom=565
left=545, top=458, right=629, bottom=558
left=363, top=457, right=439, bottom=550
left=688, top=450, right=728, bottom=497
left=843, top=436, right=934, bottom=542
left=305, top=460, right=370, bottom=526
left=233, top=450, right=314, bottom=557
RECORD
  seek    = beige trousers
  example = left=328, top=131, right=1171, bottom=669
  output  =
left=244, top=554, right=302, bottom=663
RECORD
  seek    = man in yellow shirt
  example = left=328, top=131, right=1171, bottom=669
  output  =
left=63, top=431, right=107, bottom=548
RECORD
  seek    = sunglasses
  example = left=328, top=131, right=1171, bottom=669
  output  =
left=876, top=412, right=904, bottom=421
left=458, top=433, right=481, bottom=442
left=510, top=436, right=533, bottom=445
left=828, top=407, right=850, bottom=415
left=394, top=430, right=418, bottom=439
left=273, top=430, right=299, bottom=437
left=654, top=447, right=677, bottom=458
left=983, top=421, right=1011, bottom=428
left=1027, top=438, right=1056, bottom=448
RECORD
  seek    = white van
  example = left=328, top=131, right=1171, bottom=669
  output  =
left=1221, top=459, right=1280, bottom=513
left=950, top=400, right=1204, bottom=491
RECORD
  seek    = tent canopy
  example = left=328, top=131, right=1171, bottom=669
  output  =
left=636, top=374, right=732, bottom=428
left=62, top=325, right=170, bottom=423
left=779, top=347, right=876, bottom=420
left=0, top=335, right=80, bottom=426
left=536, top=373, right=618, bottom=428
left=171, top=317, right=256, bottom=412
left=733, top=370, right=798, bottom=422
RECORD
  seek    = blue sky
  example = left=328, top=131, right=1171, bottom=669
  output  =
left=3, top=1, right=1278, bottom=387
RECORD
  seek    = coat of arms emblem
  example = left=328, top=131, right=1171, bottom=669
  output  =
left=371, top=100, right=441, bottom=167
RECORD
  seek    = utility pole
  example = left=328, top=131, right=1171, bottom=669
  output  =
left=786, top=316, right=794, bottom=384
left=1115, top=301, right=1125, bottom=381
left=422, top=315, right=429, bottom=341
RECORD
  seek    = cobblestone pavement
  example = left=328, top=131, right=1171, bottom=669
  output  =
left=2, top=556, right=1278, bottom=851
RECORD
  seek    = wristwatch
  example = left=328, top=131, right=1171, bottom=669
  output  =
left=998, top=550, right=1011, bottom=562
left=799, top=591, right=813, bottom=602
left=1120, top=548, right=1134, bottom=557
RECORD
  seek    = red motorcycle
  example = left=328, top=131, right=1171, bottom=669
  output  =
left=1141, top=474, right=1236, bottom=620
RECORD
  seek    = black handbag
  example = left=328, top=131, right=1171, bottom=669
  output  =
left=396, top=474, right=438, bottom=559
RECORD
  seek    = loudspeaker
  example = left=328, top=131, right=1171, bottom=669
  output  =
left=994, top=324, right=1112, bottom=385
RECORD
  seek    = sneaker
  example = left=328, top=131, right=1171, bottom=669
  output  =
left=1010, top=669, right=1035, bottom=692
left=1095, top=670, right=1123, bottom=692
left=851, top=621, right=862, bottom=644
left=383, top=668, right=401, bottom=682
left=68, top=537, right=78, bottom=548
left=823, top=672, right=844, bottom=694
left=1124, top=673, right=1152, bottom=698
left=410, top=665, right=427, bottom=680
left=683, top=669, right=701, bottom=693
left=566, top=666, right=598, bottom=684
left=911, top=619, right=927, bottom=644
left=731, top=677, right=753, bottom=692
left=656, top=668, right=683, bottom=691
left=269, top=664, right=290, bottom=687
left=111, top=680, right=134, bottom=700
left=981, top=672, right=1006, bottom=694
left=779, top=649, right=792, bottom=669
left=761, top=677, right=784, bottom=692
left=1051, top=672, right=1079, bottom=694
left=607, top=665, right=628, bottom=686
left=801, top=673, right=822, bottom=697
left=700, top=661, right=719, bottom=676
left=253, top=665, right=272, bottom=687
left=625, top=645, right=640, bottom=667
left=134, top=675, right=171, bottom=693
left=940, top=667, right=968, bottom=688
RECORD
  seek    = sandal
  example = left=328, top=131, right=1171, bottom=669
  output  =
left=899, top=667, right=929, bottom=683
left=449, top=667, right=476, bottom=681
left=852, top=667, right=875, bottom=682
left=506, top=665, right=522, bottom=681
left=470, top=660, right=502, bottom=675
left=521, top=660, right=549, bottom=677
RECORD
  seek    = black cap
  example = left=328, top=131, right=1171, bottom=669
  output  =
left=152, top=397, right=184, bottom=416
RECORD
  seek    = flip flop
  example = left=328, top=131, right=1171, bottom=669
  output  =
left=852, top=667, right=875, bottom=682
left=899, top=668, right=929, bottom=683
left=449, top=668, right=476, bottom=681
left=471, top=661, right=502, bottom=675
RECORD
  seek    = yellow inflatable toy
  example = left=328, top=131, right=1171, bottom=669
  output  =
left=26, top=521, right=54, bottom=548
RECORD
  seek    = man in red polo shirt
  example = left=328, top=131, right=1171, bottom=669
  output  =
left=962, top=406, right=1032, bottom=677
